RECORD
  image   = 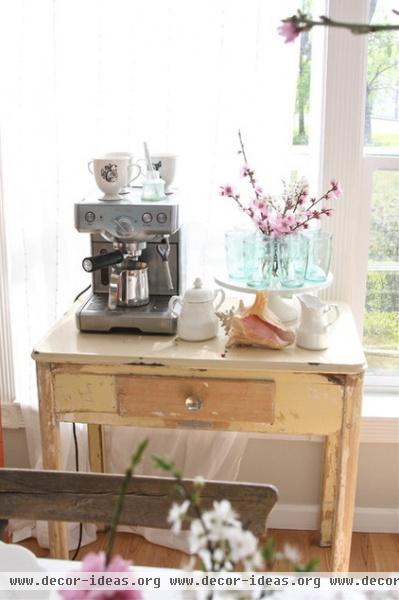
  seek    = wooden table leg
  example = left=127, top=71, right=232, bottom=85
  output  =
left=88, top=424, right=105, bottom=474
left=88, top=424, right=107, bottom=532
left=320, top=431, right=339, bottom=547
left=331, top=374, right=363, bottom=572
left=37, top=363, right=69, bottom=559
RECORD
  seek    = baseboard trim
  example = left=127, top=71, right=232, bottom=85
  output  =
left=268, top=504, right=399, bottom=534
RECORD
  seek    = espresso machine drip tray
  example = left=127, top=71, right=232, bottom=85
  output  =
left=76, top=294, right=177, bottom=334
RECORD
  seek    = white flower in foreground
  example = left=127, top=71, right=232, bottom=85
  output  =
left=283, top=542, right=301, bottom=564
left=189, top=518, right=207, bottom=552
left=211, top=499, right=238, bottom=523
left=202, top=500, right=241, bottom=543
left=167, top=500, right=190, bottom=534
left=194, top=475, right=205, bottom=487
left=198, top=548, right=212, bottom=570
left=228, top=528, right=259, bottom=563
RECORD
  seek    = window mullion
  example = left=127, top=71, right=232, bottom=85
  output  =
left=316, top=0, right=370, bottom=333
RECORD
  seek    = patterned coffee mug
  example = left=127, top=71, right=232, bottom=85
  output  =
left=88, top=157, right=129, bottom=200
left=104, top=152, right=142, bottom=185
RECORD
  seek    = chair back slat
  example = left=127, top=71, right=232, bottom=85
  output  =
left=0, top=468, right=277, bottom=536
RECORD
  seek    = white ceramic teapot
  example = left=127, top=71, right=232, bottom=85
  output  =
left=296, top=294, right=340, bottom=350
left=169, top=278, right=225, bottom=341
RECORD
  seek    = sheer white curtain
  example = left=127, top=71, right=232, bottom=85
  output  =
left=0, top=0, right=298, bottom=548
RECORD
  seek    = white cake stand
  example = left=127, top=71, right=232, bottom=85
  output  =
left=214, top=272, right=333, bottom=323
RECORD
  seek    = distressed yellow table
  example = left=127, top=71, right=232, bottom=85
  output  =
left=32, top=301, right=365, bottom=571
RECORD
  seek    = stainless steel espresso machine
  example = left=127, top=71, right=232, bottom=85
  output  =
left=74, top=192, right=182, bottom=333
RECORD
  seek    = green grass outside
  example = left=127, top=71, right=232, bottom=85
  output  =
left=363, top=311, right=399, bottom=350
left=368, top=131, right=399, bottom=148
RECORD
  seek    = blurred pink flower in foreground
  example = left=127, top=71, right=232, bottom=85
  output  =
left=59, top=552, right=142, bottom=600
left=277, top=20, right=301, bottom=43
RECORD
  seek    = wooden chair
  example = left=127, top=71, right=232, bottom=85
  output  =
left=0, top=468, right=277, bottom=543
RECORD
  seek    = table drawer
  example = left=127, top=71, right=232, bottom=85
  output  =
left=116, top=375, right=275, bottom=430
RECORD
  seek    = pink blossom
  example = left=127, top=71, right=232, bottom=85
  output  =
left=284, top=213, right=296, bottom=227
left=251, top=198, right=268, bottom=213
left=278, top=20, right=301, bottom=43
left=272, top=215, right=293, bottom=235
left=59, top=552, right=142, bottom=600
left=219, top=184, right=235, bottom=197
left=255, top=185, right=263, bottom=195
left=240, top=164, right=254, bottom=178
left=322, top=208, right=333, bottom=217
left=330, top=180, right=343, bottom=198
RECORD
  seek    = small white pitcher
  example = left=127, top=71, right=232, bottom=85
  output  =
left=297, top=294, right=339, bottom=350
left=169, top=278, right=225, bottom=341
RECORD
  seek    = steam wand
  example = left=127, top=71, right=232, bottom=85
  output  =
left=156, top=236, right=174, bottom=290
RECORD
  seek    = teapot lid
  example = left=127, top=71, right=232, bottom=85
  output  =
left=183, top=278, right=214, bottom=303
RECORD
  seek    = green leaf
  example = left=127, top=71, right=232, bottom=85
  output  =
left=132, top=438, right=149, bottom=468
left=295, top=557, right=319, bottom=572
left=261, top=537, right=277, bottom=563
left=152, top=456, right=174, bottom=471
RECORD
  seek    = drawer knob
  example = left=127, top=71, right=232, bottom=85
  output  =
left=185, top=395, right=202, bottom=412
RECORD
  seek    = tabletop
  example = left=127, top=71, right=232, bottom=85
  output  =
left=32, top=301, right=366, bottom=375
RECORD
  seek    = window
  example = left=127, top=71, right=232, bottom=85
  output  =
left=363, top=0, right=399, bottom=384
left=363, top=171, right=399, bottom=377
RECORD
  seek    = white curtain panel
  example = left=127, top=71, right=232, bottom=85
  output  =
left=0, top=0, right=298, bottom=548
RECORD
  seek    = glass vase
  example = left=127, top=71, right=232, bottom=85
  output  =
left=224, top=230, right=250, bottom=280
left=277, top=233, right=309, bottom=288
left=244, top=233, right=275, bottom=288
left=304, top=230, right=333, bottom=282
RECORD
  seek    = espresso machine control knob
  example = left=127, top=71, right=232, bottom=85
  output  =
left=156, top=212, right=168, bottom=224
left=142, top=212, right=153, bottom=224
left=114, top=216, right=134, bottom=238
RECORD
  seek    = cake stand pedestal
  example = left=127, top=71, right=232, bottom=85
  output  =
left=214, top=273, right=333, bottom=323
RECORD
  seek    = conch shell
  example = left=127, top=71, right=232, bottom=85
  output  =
left=220, top=292, right=295, bottom=350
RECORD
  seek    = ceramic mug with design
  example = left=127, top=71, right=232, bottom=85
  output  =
left=88, top=157, right=129, bottom=200
left=104, top=152, right=142, bottom=187
left=138, top=153, right=177, bottom=192
left=151, top=154, right=177, bottom=192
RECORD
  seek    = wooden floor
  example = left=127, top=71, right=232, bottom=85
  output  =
left=20, top=529, right=399, bottom=572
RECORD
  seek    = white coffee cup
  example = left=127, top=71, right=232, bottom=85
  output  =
left=140, top=154, right=177, bottom=192
left=88, top=157, right=129, bottom=200
left=104, top=152, right=141, bottom=185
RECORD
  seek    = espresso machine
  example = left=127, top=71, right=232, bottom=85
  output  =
left=74, top=191, right=182, bottom=333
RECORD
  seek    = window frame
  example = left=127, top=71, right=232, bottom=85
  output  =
left=311, top=0, right=398, bottom=393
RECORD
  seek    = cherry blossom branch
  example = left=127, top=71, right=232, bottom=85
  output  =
left=279, top=10, right=399, bottom=43
left=105, top=438, right=149, bottom=565
left=153, top=457, right=219, bottom=575
left=238, top=129, right=262, bottom=203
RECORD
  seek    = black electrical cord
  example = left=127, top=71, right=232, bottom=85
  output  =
left=70, top=282, right=90, bottom=560
left=73, top=284, right=91, bottom=303
left=71, top=423, right=83, bottom=560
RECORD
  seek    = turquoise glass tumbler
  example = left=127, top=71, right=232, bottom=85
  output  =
left=277, top=234, right=309, bottom=288
left=305, top=230, right=332, bottom=282
left=244, top=234, right=275, bottom=288
left=224, top=230, right=249, bottom=280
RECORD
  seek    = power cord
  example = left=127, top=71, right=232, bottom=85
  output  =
left=74, top=284, right=91, bottom=303
left=70, top=283, right=90, bottom=560
left=71, top=423, right=83, bottom=561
